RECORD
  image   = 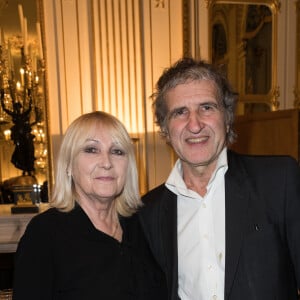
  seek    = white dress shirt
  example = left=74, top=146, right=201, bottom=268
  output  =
left=165, top=148, right=228, bottom=300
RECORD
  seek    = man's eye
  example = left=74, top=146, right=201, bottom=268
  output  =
left=200, top=103, right=218, bottom=112
left=111, top=148, right=125, bottom=156
left=83, top=147, right=98, bottom=154
left=170, top=108, right=188, bottom=118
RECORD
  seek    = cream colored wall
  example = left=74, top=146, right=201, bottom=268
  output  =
left=43, top=0, right=184, bottom=193
left=41, top=0, right=298, bottom=194
left=142, top=0, right=184, bottom=191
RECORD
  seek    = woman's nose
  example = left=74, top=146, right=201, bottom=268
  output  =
left=99, top=153, right=112, bottom=170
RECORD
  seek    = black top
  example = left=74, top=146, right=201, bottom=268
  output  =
left=13, top=205, right=167, bottom=300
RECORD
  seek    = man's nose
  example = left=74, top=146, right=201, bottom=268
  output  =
left=187, top=112, right=205, bottom=133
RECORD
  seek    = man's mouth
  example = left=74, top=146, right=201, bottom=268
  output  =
left=186, top=136, right=208, bottom=144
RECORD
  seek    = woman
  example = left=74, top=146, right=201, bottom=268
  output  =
left=13, top=111, right=167, bottom=300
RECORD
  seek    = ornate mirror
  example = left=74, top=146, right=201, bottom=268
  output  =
left=0, top=0, right=49, bottom=205
left=208, top=0, right=280, bottom=114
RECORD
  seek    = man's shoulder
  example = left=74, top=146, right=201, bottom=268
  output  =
left=228, top=150, right=298, bottom=168
left=228, top=151, right=300, bottom=183
left=142, top=184, right=174, bottom=203
left=140, top=184, right=178, bottom=218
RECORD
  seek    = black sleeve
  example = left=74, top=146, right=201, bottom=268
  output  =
left=123, top=213, right=168, bottom=300
left=13, top=215, right=55, bottom=300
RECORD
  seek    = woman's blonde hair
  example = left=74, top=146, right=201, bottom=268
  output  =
left=51, top=111, right=141, bottom=217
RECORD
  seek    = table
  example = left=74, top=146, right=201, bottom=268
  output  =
left=0, top=204, right=49, bottom=253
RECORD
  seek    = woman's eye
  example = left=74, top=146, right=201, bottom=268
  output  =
left=83, top=147, right=98, bottom=154
left=111, top=148, right=125, bottom=156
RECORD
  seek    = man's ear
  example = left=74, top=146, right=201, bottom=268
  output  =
left=162, top=127, right=170, bottom=140
left=166, top=132, right=170, bottom=142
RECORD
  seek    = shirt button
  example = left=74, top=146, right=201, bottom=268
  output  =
left=218, top=252, right=223, bottom=262
left=212, top=295, right=218, bottom=300
left=201, top=202, right=206, bottom=208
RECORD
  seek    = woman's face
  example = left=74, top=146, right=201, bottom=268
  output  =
left=71, top=124, right=129, bottom=205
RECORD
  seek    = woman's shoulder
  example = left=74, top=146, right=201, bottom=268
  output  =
left=25, top=207, right=73, bottom=236
left=30, top=207, right=63, bottom=224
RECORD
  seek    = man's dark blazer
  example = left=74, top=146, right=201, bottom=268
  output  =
left=139, top=151, right=300, bottom=300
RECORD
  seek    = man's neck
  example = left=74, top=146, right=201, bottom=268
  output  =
left=182, top=161, right=218, bottom=197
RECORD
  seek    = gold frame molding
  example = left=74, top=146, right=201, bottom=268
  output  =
left=37, top=0, right=52, bottom=197
left=208, top=0, right=281, bottom=111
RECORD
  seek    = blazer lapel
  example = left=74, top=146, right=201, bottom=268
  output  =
left=140, top=185, right=179, bottom=300
left=160, top=188, right=179, bottom=300
left=158, top=154, right=253, bottom=299
left=224, top=152, right=251, bottom=298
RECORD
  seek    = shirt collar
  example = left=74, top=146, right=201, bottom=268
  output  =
left=207, top=147, right=228, bottom=188
left=166, top=147, right=228, bottom=197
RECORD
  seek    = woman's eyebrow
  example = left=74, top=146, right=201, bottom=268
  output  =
left=84, top=138, right=99, bottom=143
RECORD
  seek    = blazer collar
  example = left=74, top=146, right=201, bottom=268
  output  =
left=160, top=164, right=249, bottom=300
left=224, top=158, right=249, bottom=297
left=160, top=151, right=264, bottom=299
left=160, top=189, right=179, bottom=300
left=224, top=151, right=265, bottom=297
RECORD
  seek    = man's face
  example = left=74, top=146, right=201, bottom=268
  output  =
left=165, top=80, right=227, bottom=169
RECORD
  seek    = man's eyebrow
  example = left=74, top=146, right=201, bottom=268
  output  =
left=167, top=106, right=186, bottom=116
left=199, top=102, right=219, bottom=107
left=169, top=106, right=186, bottom=113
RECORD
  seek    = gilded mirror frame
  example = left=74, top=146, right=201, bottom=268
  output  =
left=207, top=0, right=281, bottom=112
left=36, top=0, right=52, bottom=198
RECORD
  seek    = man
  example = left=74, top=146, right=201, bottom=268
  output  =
left=139, top=58, right=300, bottom=300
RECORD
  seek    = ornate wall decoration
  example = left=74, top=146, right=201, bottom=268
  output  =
left=209, top=0, right=280, bottom=113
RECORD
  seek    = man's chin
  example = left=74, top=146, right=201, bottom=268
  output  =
left=182, top=154, right=219, bottom=168
left=182, top=159, right=210, bottom=167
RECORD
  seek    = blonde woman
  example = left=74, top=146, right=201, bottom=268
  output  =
left=13, top=111, right=167, bottom=300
